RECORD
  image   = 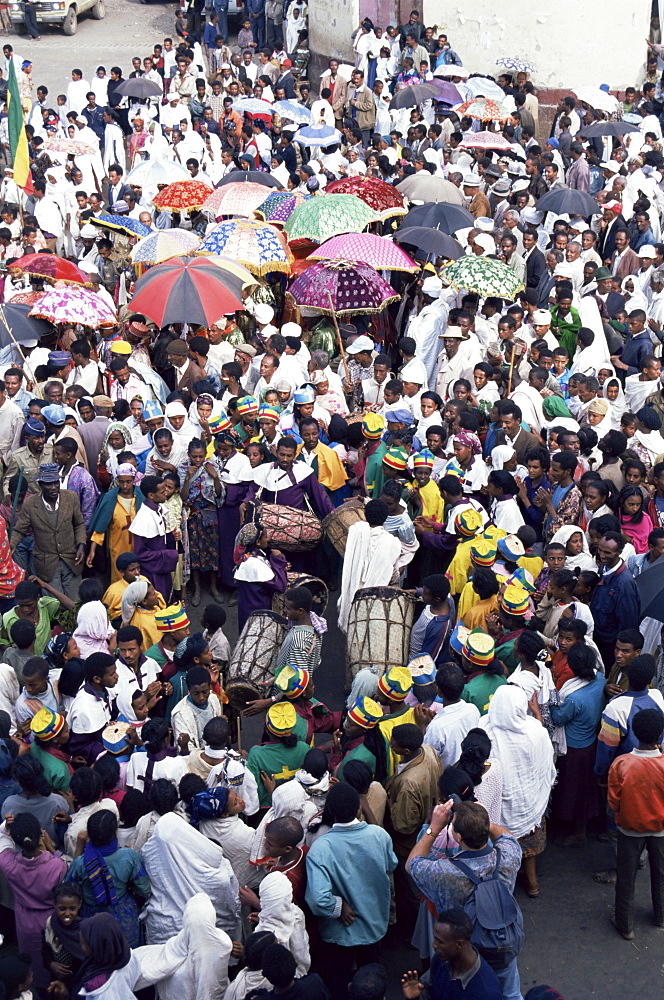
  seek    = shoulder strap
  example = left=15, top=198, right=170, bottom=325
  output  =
left=449, top=847, right=502, bottom=884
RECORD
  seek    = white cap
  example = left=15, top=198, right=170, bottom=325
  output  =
left=442, top=325, right=464, bottom=339
left=400, top=359, right=425, bottom=383
left=601, top=159, right=621, bottom=173
left=475, top=216, right=494, bottom=232
left=639, top=244, right=657, bottom=258
left=346, top=335, right=375, bottom=354
left=554, top=263, right=573, bottom=277
left=533, top=309, right=551, bottom=325
left=80, top=224, right=98, bottom=239
left=254, top=304, right=274, bottom=324
left=77, top=259, right=99, bottom=276
left=422, top=275, right=443, bottom=296
left=281, top=321, right=302, bottom=338
left=521, top=207, right=543, bottom=225
left=512, top=178, right=530, bottom=193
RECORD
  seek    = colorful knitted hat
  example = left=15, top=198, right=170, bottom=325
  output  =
left=450, top=621, right=471, bottom=656
left=347, top=695, right=383, bottom=729
left=470, top=537, right=497, bottom=566
left=507, top=567, right=536, bottom=593
left=142, top=400, right=163, bottom=422
left=275, top=665, right=310, bottom=699
left=444, top=460, right=464, bottom=480
left=377, top=665, right=413, bottom=701
left=413, top=449, right=434, bottom=469
left=102, top=722, right=132, bottom=755
left=265, top=702, right=297, bottom=737
left=294, top=385, right=316, bottom=405
left=209, top=413, right=232, bottom=434
left=362, top=412, right=384, bottom=440
left=455, top=508, right=484, bottom=538
left=408, top=653, right=437, bottom=686
left=462, top=628, right=496, bottom=667
left=383, top=446, right=409, bottom=471
left=237, top=395, right=259, bottom=417
left=30, top=707, right=66, bottom=742
left=501, top=584, right=530, bottom=616
left=497, top=534, right=525, bottom=562
left=258, top=404, right=280, bottom=423
left=155, top=603, right=190, bottom=632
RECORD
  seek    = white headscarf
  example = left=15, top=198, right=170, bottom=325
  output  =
left=549, top=524, right=597, bottom=574
left=602, top=371, right=626, bottom=428
left=72, top=601, right=114, bottom=657
left=621, top=275, right=649, bottom=314
left=249, top=779, right=316, bottom=864
left=255, top=872, right=310, bottom=977
left=121, top=579, right=149, bottom=625
left=490, top=444, right=516, bottom=471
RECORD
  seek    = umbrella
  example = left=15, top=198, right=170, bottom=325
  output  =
left=113, top=78, right=163, bottom=100
left=309, top=233, right=418, bottom=271
left=286, top=260, right=399, bottom=316
left=394, top=227, right=464, bottom=260
left=459, top=132, right=513, bottom=151
left=0, top=302, right=52, bottom=346
left=536, top=189, right=601, bottom=217
left=396, top=174, right=465, bottom=206
left=402, top=202, right=474, bottom=233
left=496, top=57, right=534, bottom=73
left=30, top=287, right=117, bottom=327
left=152, top=180, right=213, bottom=212
left=579, top=120, right=641, bottom=137
left=443, top=256, right=525, bottom=298
left=635, top=555, right=664, bottom=622
left=130, top=229, right=201, bottom=265
left=202, top=255, right=257, bottom=287
left=573, top=87, right=617, bottom=113
left=10, top=253, right=87, bottom=285
left=293, top=124, right=342, bottom=147
left=215, top=170, right=283, bottom=189
left=272, top=100, right=312, bottom=124
left=128, top=257, right=244, bottom=327
left=7, top=291, right=43, bottom=306
left=458, top=77, right=507, bottom=101
left=434, top=64, right=470, bottom=80
left=197, top=219, right=293, bottom=275
left=429, top=80, right=463, bottom=105
left=326, top=177, right=407, bottom=220
left=126, top=159, right=197, bottom=190
left=284, top=194, right=379, bottom=243
left=255, top=191, right=311, bottom=224
left=91, top=215, right=152, bottom=238
left=42, top=137, right=96, bottom=157
left=233, top=98, right=274, bottom=120
left=389, top=83, right=441, bottom=110
left=455, top=98, right=510, bottom=122
left=202, top=182, right=270, bottom=219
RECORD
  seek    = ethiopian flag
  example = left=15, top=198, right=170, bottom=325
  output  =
left=7, top=60, right=32, bottom=192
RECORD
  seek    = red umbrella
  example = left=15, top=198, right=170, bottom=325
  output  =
left=326, top=177, right=407, bottom=220
left=10, top=253, right=87, bottom=285
left=152, top=180, right=214, bottom=212
left=129, top=257, right=245, bottom=327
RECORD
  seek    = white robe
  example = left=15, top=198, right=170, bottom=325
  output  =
left=337, top=521, right=401, bottom=633
left=405, top=296, right=449, bottom=388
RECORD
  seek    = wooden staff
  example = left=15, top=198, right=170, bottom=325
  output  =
left=328, top=291, right=350, bottom=387
left=506, top=345, right=516, bottom=396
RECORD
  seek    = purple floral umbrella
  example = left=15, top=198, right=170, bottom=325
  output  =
left=286, top=259, right=400, bottom=317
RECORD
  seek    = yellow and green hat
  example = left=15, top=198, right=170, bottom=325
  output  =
left=237, top=395, right=259, bottom=417
left=383, top=446, right=409, bottom=471
left=462, top=628, right=495, bottom=667
left=155, top=603, right=190, bottom=633
left=377, top=665, right=413, bottom=701
left=275, top=665, right=310, bottom=699
left=362, top=412, right=384, bottom=440
left=258, top=404, right=280, bottom=423
left=501, top=584, right=530, bottom=616
left=265, top=701, right=297, bottom=737
left=347, top=695, right=383, bottom=729
left=31, top=707, right=66, bottom=742
left=455, top=508, right=484, bottom=538
left=470, top=537, right=496, bottom=566
left=413, top=449, right=434, bottom=469
left=209, top=413, right=232, bottom=434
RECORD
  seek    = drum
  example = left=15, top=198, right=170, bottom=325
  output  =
left=272, top=573, right=329, bottom=617
left=322, top=497, right=366, bottom=556
left=259, top=502, right=323, bottom=551
left=227, top=609, right=287, bottom=698
left=345, top=586, right=416, bottom=682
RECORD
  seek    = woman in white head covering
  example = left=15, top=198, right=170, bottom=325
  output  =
left=550, top=524, right=597, bottom=574
left=253, top=871, right=310, bottom=976
left=621, top=274, right=649, bottom=314
left=602, top=370, right=626, bottom=428
left=72, top=594, right=115, bottom=657
left=586, top=397, right=613, bottom=442
left=165, top=400, right=198, bottom=445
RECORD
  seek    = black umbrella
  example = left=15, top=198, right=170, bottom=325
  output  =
left=579, top=121, right=641, bottom=138
left=635, top=554, right=664, bottom=622
left=395, top=226, right=464, bottom=259
left=216, top=170, right=283, bottom=189
left=0, top=302, right=52, bottom=348
left=400, top=201, right=475, bottom=233
left=389, top=83, right=441, bottom=110
left=535, top=188, right=600, bottom=217
left=113, top=77, right=163, bottom=100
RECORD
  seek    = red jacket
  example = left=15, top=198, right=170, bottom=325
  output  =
left=608, top=750, right=664, bottom=833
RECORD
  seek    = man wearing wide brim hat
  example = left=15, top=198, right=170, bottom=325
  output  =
left=435, top=325, right=476, bottom=401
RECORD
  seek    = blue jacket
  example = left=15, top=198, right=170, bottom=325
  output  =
left=305, top=822, right=397, bottom=946
left=550, top=673, right=605, bottom=748
left=589, top=563, right=640, bottom=642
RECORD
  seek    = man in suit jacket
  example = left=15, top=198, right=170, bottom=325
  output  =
left=598, top=202, right=628, bottom=263
left=104, top=164, right=132, bottom=209
left=166, top=339, right=206, bottom=407
left=11, top=463, right=86, bottom=599
left=320, top=59, right=347, bottom=130
left=611, top=230, right=641, bottom=282
left=274, top=58, right=296, bottom=99
left=523, top=231, right=546, bottom=288
left=346, top=69, right=376, bottom=146
left=536, top=249, right=563, bottom=308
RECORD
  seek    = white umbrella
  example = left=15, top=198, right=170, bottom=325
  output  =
left=433, top=64, right=469, bottom=79
left=457, top=76, right=507, bottom=102
left=573, top=87, right=618, bottom=113
left=396, top=174, right=465, bottom=206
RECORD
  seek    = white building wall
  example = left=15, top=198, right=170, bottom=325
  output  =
left=310, top=0, right=360, bottom=67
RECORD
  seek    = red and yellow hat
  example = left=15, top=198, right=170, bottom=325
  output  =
left=347, top=695, right=383, bottom=729
left=258, top=404, right=280, bottom=423
left=413, top=449, right=434, bottom=469
left=265, top=702, right=297, bottom=737
left=209, top=413, right=232, bottom=434
left=501, top=584, right=530, bottom=616
left=462, top=628, right=495, bottom=667
left=362, top=412, right=384, bottom=440
left=30, top=707, right=66, bottom=742
left=275, top=665, right=310, bottom=698
left=383, top=446, right=409, bottom=471
left=237, top=395, right=259, bottom=417
left=455, top=508, right=484, bottom=538
left=470, top=537, right=497, bottom=567
left=155, top=603, right=190, bottom=632
left=377, top=665, right=413, bottom=701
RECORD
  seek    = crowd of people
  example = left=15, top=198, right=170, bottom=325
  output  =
left=0, top=5, right=662, bottom=1000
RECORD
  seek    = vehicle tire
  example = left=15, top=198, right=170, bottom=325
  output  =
left=91, top=0, right=105, bottom=17
left=62, top=6, right=77, bottom=33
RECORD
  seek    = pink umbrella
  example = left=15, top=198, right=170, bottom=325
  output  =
left=202, top=182, right=270, bottom=219
left=309, top=233, right=418, bottom=272
left=286, top=259, right=400, bottom=316
left=459, top=132, right=513, bottom=150
left=30, top=287, right=117, bottom=328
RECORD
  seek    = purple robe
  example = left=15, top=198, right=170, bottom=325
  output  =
left=236, top=550, right=288, bottom=634
left=218, top=481, right=250, bottom=587
left=244, top=465, right=335, bottom=519
left=130, top=500, right=179, bottom=603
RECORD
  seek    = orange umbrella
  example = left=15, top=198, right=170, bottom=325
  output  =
left=152, top=180, right=213, bottom=212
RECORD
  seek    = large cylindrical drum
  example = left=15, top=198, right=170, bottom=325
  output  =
left=322, top=496, right=366, bottom=556
left=226, top=610, right=287, bottom=705
left=345, top=586, right=415, bottom=681
left=260, top=503, right=323, bottom=551
left=272, top=572, right=329, bottom=617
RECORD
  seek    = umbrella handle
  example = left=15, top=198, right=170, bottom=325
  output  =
left=328, top=291, right=351, bottom=389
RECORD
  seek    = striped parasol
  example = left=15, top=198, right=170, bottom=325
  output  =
left=130, top=229, right=201, bottom=265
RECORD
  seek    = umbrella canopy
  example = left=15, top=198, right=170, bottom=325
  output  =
left=202, top=182, right=270, bottom=219
left=286, top=260, right=399, bottom=316
left=429, top=80, right=463, bottom=105
left=455, top=98, right=510, bottom=121
left=272, top=100, right=312, bottom=124
left=152, top=180, right=213, bottom=212
left=396, top=174, right=465, bottom=206
left=635, top=555, right=664, bottom=622
left=197, top=219, right=293, bottom=275
left=284, top=194, right=379, bottom=243
left=130, top=229, right=201, bottom=265
left=128, top=257, right=244, bottom=327
left=0, top=302, right=52, bottom=346
left=458, top=76, right=507, bottom=101
left=394, top=227, right=464, bottom=260
left=434, top=64, right=470, bottom=80
left=30, top=287, right=117, bottom=328
left=7, top=290, right=43, bottom=306
left=10, top=253, right=87, bottom=285
left=536, top=188, right=600, bottom=217
left=114, top=77, right=162, bottom=99
left=402, top=202, right=474, bottom=233
left=255, top=191, right=311, bottom=224
left=496, top=56, right=534, bottom=72
left=233, top=98, right=274, bottom=120
left=90, top=215, right=152, bottom=238
left=126, top=159, right=199, bottom=190
left=459, top=132, right=513, bottom=151
left=310, top=233, right=418, bottom=271
left=443, top=255, right=525, bottom=298
left=326, top=177, right=407, bottom=220
left=42, top=137, right=96, bottom=157
left=389, top=83, right=440, bottom=110
left=202, top=255, right=257, bottom=287
left=573, top=87, right=617, bottom=113
left=579, top=120, right=641, bottom=137
left=293, top=124, right=342, bottom=147
left=216, top=170, right=282, bottom=189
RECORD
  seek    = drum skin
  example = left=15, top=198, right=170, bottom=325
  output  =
left=345, top=586, right=416, bottom=682
left=227, top=609, right=288, bottom=701
left=322, top=497, right=366, bottom=556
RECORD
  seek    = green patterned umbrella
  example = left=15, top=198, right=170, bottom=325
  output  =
left=443, top=256, right=525, bottom=298
left=284, top=194, right=379, bottom=244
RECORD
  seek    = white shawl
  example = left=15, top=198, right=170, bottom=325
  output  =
left=255, top=871, right=311, bottom=976
left=249, top=779, right=318, bottom=864
left=550, top=525, right=597, bottom=574
left=337, top=521, right=401, bottom=633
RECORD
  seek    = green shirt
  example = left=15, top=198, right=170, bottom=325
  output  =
left=29, top=742, right=71, bottom=794
left=1, top=597, right=62, bottom=655
left=365, top=441, right=388, bottom=498
left=461, top=673, right=507, bottom=715
left=337, top=742, right=377, bottom=779
left=246, top=740, right=311, bottom=808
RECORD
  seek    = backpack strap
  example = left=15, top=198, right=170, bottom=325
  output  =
left=449, top=847, right=502, bottom=884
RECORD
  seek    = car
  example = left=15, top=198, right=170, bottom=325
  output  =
left=8, top=0, right=105, bottom=35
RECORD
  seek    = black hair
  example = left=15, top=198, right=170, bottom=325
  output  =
left=365, top=498, right=389, bottom=527
left=244, top=931, right=277, bottom=972
left=488, top=469, right=519, bottom=496
left=10, top=812, right=41, bottom=852
left=550, top=568, right=577, bottom=592
left=551, top=449, right=578, bottom=473
left=22, top=656, right=49, bottom=681
left=202, top=716, right=229, bottom=749
left=179, top=773, right=207, bottom=804
left=139, top=474, right=162, bottom=499
left=341, top=758, right=373, bottom=795
left=149, top=777, right=179, bottom=815
left=12, top=754, right=50, bottom=796
left=524, top=446, right=550, bottom=471
left=302, top=748, right=327, bottom=780
left=284, top=586, right=312, bottom=611
left=516, top=630, right=546, bottom=663
left=9, top=618, right=36, bottom=650
left=438, top=765, right=475, bottom=804
left=557, top=617, right=587, bottom=639
left=53, top=881, right=83, bottom=903
left=516, top=525, right=536, bottom=549
left=422, top=573, right=450, bottom=602
left=117, top=625, right=143, bottom=646
left=70, top=766, right=103, bottom=807
left=201, top=603, right=227, bottom=631
left=265, top=815, right=304, bottom=847
left=93, top=753, right=120, bottom=794
left=119, top=789, right=150, bottom=828
left=141, top=719, right=170, bottom=754
left=186, top=666, right=211, bottom=690
left=84, top=652, right=116, bottom=685
left=87, top=808, right=118, bottom=847
left=458, top=729, right=493, bottom=786
left=471, top=567, right=500, bottom=600
left=435, top=663, right=465, bottom=701
left=262, top=943, right=296, bottom=989
left=391, top=722, right=423, bottom=752
left=348, top=964, right=388, bottom=1000
left=325, top=781, right=360, bottom=824
left=617, top=485, right=645, bottom=523
left=632, top=707, right=664, bottom=745
left=627, top=654, right=657, bottom=691
left=567, top=642, right=596, bottom=681
left=78, top=578, right=103, bottom=604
